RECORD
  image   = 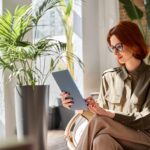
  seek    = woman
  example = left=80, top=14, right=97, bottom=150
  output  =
left=61, top=21, right=150, bottom=150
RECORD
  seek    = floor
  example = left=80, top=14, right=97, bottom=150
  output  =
left=47, top=130, right=69, bottom=150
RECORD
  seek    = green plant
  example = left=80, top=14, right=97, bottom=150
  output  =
left=58, top=0, right=74, bottom=77
left=0, top=0, right=83, bottom=86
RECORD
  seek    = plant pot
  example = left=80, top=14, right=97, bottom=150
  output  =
left=48, top=106, right=61, bottom=130
left=15, top=85, right=49, bottom=150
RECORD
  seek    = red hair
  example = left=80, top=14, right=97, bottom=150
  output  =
left=107, top=21, right=148, bottom=59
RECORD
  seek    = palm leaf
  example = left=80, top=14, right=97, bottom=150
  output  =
left=0, top=6, right=32, bottom=44
left=33, top=0, right=61, bottom=24
left=0, top=16, right=17, bottom=42
left=144, top=0, right=150, bottom=29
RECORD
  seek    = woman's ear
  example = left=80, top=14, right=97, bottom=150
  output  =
left=130, top=45, right=140, bottom=59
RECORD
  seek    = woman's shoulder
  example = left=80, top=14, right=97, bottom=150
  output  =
left=102, top=67, right=121, bottom=77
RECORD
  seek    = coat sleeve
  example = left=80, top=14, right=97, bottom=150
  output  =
left=114, top=91, right=150, bottom=131
left=96, top=76, right=109, bottom=109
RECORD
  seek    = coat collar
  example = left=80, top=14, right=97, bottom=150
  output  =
left=118, top=61, right=148, bottom=80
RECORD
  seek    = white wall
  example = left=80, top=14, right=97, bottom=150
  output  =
left=82, top=0, right=119, bottom=97
left=98, top=0, right=119, bottom=75
left=82, top=0, right=100, bottom=97
left=3, top=0, right=31, bottom=12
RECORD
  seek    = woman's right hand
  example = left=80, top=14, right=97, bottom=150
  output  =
left=60, top=91, right=74, bottom=109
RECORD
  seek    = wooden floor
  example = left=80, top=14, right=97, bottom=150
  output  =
left=47, top=130, right=69, bottom=150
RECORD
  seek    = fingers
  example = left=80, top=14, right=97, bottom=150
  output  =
left=60, top=91, right=70, bottom=101
left=60, top=91, right=70, bottom=98
left=88, top=102, right=100, bottom=114
left=88, top=106, right=96, bottom=114
left=63, top=101, right=74, bottom=109
left=60, top=91, right=74, bottom=109
left=85, top=96, right=95, bottom=106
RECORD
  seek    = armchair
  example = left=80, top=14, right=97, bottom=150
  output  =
left=64, top=92, right=99, bottom=150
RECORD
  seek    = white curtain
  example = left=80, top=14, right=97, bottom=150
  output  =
left=0, top=0, right=5, bottom=138
left=0, top=71, right=5, bottom=137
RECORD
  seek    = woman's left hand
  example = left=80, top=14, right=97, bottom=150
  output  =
left=86, top=97, right=115, bottom=119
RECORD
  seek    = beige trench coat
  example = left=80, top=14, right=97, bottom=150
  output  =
left=76, top=61, right=150, bottom=150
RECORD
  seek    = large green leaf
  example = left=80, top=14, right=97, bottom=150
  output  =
left=119, top=0, right=143, bottom=20
left=144, top=0, right=150, bottom=29
left=0, top=6, right=32, bottom=45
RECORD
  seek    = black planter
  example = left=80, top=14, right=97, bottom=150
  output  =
left=48, top=106, right=61, bottom=130
left=15, top=85, right=49, bottom=150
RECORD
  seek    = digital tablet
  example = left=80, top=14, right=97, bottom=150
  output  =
left=52, top=70, right=87, bottom=110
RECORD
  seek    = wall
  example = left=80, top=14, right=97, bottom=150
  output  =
left=98, top=0, right=119, bottom=75
left=82, top=0, right=100, bottom=97
left=82, top=0, right=119, bottom=97
left=3, top=0, right=31, bottom=12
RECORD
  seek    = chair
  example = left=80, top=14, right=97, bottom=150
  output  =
left=64, top=110, right=93, bottom=150
left=64, top=92, right=99, bottom=150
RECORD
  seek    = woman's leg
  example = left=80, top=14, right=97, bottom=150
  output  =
left=76, top=115, right=150, bottom=150
left=117, top=139, right=150, bottom=150
left=93, top=134, right=124, bottom=150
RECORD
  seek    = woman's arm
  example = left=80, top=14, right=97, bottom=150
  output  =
left=113, top=95, right=150, bottom=131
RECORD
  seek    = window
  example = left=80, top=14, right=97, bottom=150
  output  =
left=32, top=0, right=65, bottom=42
left=32, top=0, right=83, bottom=105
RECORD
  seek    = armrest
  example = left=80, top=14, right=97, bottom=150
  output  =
left=90, top=92, right=99, bottom=99
left=64, top=110, right=94, bottom=149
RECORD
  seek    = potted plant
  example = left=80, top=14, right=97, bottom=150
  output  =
left=0, top=0, right=83, bottom=150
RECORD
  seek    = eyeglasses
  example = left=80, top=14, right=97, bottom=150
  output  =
left=108, top=43, right=123, bottom=53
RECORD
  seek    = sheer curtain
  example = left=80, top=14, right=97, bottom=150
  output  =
left=0, top=51, right=5, bottom=137
left=0, top=0, right=5, bottom=138
left=0, top=71, right=5, bottom=137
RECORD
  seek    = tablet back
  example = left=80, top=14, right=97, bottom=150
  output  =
left=52, top=70, right=87, bottom=110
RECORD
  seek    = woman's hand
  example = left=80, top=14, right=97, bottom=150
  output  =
left=60, top=91, right=84, bottom=114
left=60, top=91, right=74, bottom=109
left=86, top=96, right=115, bottom=119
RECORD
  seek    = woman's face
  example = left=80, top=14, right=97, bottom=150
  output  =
left=110, top=35, right=133, bottom=64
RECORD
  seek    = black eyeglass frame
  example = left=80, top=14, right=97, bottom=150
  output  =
left=108, top=43, right=123, bottom=53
